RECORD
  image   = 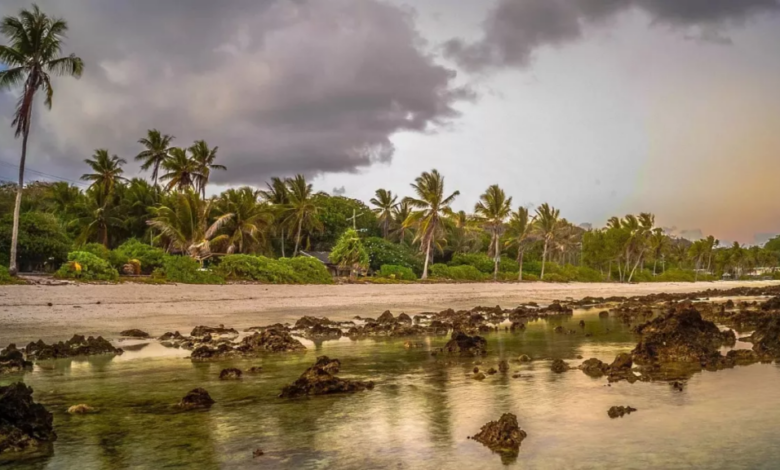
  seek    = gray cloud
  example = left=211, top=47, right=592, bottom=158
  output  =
left=332, top=186, right=346, bottom=196
left=444, top=0, right=779, bottom=71
left=0, top=0, right=472, bottom=185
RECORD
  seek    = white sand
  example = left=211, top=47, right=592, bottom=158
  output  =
left=1, top=280, right=777, bottom=345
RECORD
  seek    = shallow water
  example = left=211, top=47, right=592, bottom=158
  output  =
left=2, top=308, right=780, bottom=469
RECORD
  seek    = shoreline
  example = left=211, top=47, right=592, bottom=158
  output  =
left=1, top=280, right=778, bottom=345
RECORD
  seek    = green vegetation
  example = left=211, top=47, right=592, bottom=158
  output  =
left=377, top=264, right=417, bottom=281
left=55, top=251, right=119, bottom=281
left=330, top=229, right=369, bottom=279
left=213, top=254, right=331, bottom=284
left=154, top=255, right=224, bottom=285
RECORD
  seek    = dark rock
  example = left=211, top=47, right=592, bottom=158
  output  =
left=25, top=335, right=123, bottom=360
left=178, top=388, right=215, bottom=409
left=607, top=406, right=637, bottom=419
left=0, top=382, right=56, bottom=453
left=119, top=329, right=149, bottom=338
left=239, top=329, right=307, bottom=353
left=294, top=316, right=332, bottom=328
left=518, top=354, right=532, bottom=363
left=579, top=320, right=586, bottom=328
left=473, top=372, right=486, bottom=381
left=498, top=360, right=509, bottom=373
left=397, top=313, right=412, bottom=324
left=760, top=296, right=780, bottom=311
left=599, top=311, right=609, bottom=318
left=444, top=332, right=487, bottom=356
left=469, top=413, right=527, bottom=463
left=279, top=356, right=374, bottom=398
left=579, top=358, right=608, bottom=378
left=253, top=448, right=264, bottom=458
left=486, top=368, right=497, bottom=375
left=190, top=325, right=238, bottom=338
left=672, top=381, right=685, bottom=392
left=0, top=344, right=32, bottom=375
left=219, top=368, right=243, bottom=380
left=158, top=331, right=184, bottom=341
left=377, top=310, right=395, bottom=323
left=551, top=359, right=570, bottom=373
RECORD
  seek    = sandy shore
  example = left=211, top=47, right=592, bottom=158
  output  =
left=1, top=280, right=778, bottom=345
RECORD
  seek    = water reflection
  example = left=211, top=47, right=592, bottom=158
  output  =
left=2, top=310, right=780, bottom=469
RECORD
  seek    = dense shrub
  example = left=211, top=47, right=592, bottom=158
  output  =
left=449, top=253, right=494, bottom=273
left=363, top=237, right=422, bottom=275
left=499, top=256, right=520, bottom=273
left=541, top=273, right=569, bottom=283
left=430, top=263, right=487, bottom=281
left=329, top=229, right=369, bottom=270
left=155, top=255, right=224, bottom=284
left=0, top=212, right=70, bottom=271
left=523, top=273, right=540, bottom=282
left=215, top=255, right=332, bottom=284
left=0, top=266, right=18, bottom=285
left=55, top=251, right=119, bottom=281
left=521, top=260, right=542, bottom=277
left=280, top=257, right=333, bottom=284
left=652, top=269, right=715, bottom=283
left=378, top=264, right=417, bottom=281
left=80, top=243, right=111, bottom=260
left=113, top=239, right=166, bottom=274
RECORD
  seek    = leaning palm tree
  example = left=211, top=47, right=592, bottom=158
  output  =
left=282, top=174, right=323, bottom=257
left=370, top=189, right=398, bottom=239
left=216, top=187, right=272, bottom=254
left=533, top=203, right=560, bottom=280
left=147, top=189, right=233, bottom=264
left=505, top=207, right=533, bottom=281
left=474, top=184, right=512, bottom=280
left=160, top=147, right=199, bottom=192
left=135, top=129, right=174, bottom=186
left=649, top=228, right=667, bottom=275
left=80, top=149, right=127, bottom=202
left=189, top=140, right=225, bottom=198
left=403, top=169, right=459, bottom=280
left=258, top=177, right=291, bottom=257
left=0, top=5, right=84, bottom=274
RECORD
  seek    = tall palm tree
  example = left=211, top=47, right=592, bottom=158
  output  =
left=135, top=129, right=174, bottom=186
left=189, top=140, right=225, bottom=198
left=533, top=203, right=560, bottom=280
left=160, top=147, right=198, bottom=192
left=474, top=184, right=512, bottom=280
left=44, top=181, right=82, bottom=219
left=147, top=189, right=233, bottom=263
left=81, top=149, right=127, bottom=202
left=506, top=207, right=533, bottom=281
left=216, top=187, right=272, bottom=254
left=0, top=5, right=84, bottom=275
left=71, top=187, right=123, bottom=247
left=282, top=174, right=323, bottom=257
left=403, top=169, right=459, bottom=280
left=258, top=177, right=290, bottom=257
left=447, top=210, right=481, bottom=254
left=649, top=228, right=667, bottom=275
left=370, top=189, right=398, bottom=239
left=391, top=199, right=414, bottom=245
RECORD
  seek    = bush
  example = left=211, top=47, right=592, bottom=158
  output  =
left=0, top=212, right=70, bottom=272
left=652, top=268, right=696, bottom=283
left=521, top=260, right=542, bottom=277
left=113, top=239, right=166, bottom=274
left=363, top=237, right=423, bottom=275
left=55, top=251, right=119, bottom=281
left=0, top=266, right=20, bottom=285
left=279, top=257, right=333, bottom=284
left=542, top=273, right=569, bottom=283
left=430, top=263, right=487, bottom=281
left=155, top=255, right=224, bottom=284
left=80, top=243, right=111, bottom=260
left=378, top=264, right=417, bottom=281
left=329, top=229, right=369, bottom=271
left=449, top=253, right=494, bottom=273
left=429, top=263, right=451, bottom=279
left=522, top=273, right=540, bottom=282
left=499, top=256, right=520, bottom=273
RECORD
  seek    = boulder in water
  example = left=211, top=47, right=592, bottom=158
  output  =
left=25, top=335, right=122, bottom=360
left=551, top=359, right=570, bottom=373
left=0, top=344, right=32, bottom=375
left=0, top=382, right=57, bottom=453
left=119, top=329, right=149, bottom=338
left=178, top=388, right=215, bottom=410
left=469, top=413, right=527, bottom=463
left=607, top=406, right=637, bottom=419
left=444, top=332, right=487, bottom=356
left=279, top=356, right=374, bottom=398
left=219, top=368, right=243, bottom=380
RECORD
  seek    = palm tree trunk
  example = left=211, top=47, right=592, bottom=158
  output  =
left=541, top=239, right=548, bottom=280
left=517, top=251, right=524, bottom=281
left=421, top=236, right=432, bottom=280
left=8, top=122, right=31, bottom=276
left=653, top=259, right=657, bottom=276
left=102, top=224, right=109, bottom=248
left=493, top=233, right=499, bottom=281
left=627, top=250, right=645, bottom=283
left=608, top=260, right=612, bottom=281
left=293, top=218, right=303, bottom=257
left=280, top=228, right=285, bottom=258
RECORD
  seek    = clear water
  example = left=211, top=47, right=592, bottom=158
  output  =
left=2, top=309, right=780, bottom=469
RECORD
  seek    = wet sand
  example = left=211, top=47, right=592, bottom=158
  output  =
left=1, top=280, right=778, bottom=345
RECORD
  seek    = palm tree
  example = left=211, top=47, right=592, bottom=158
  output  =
left=189, top=140, right=225, bottom=198
left=447, top=210, right=481, bottom=254
left=370, top=189, right=398, bottom=239
left=391, top=199, right=414, bottom=244
left=160, top=147, right=198, bottom=192
left=258, top=177, right=291, bottom=257
left=474, top=184, right=512, bottom=280
left=135, top=129, right=174, bottom=186
left=403, top=169, right=459, bottom=280
left=147, top=189, right=233, bottom=264
left=81, top=149, right=127, bottom=202
left=216, top=187, right=272, bottom=254
left=0, top=5, right=84, bottom=275
left=533, top=203, right=560, bottom=280
left=649, top=228, right=667, bottom=275
left=506, top=207, right=533, bottom=281
left=282, top=174, right=323, bottom=257
left=44, top=181, right=82, bottom=219
left=71, top=187, right=123, bottom=247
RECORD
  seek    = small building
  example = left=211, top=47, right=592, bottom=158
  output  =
left=300, top=251, right=348, bottom=278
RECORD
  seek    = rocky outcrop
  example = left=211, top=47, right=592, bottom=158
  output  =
left=579, top=358, right=608, bottom=378
left=190, top=325, right=238, bottom=338
left=25, top=335, right=123, bottom=360
left=0, top=344, right=32, bottom=375
left=219, top=368, right=243, bottom=380
left=444, top=332, right=487, bottom=356
left=178, top=388, right=215, bottom=410
left=279, top=356, right=374, bottom=398
left=238, top=329, right=306, bottom=353
left=551, top=359, right=570, bottom=373
left=469, top=413, right=527, bottom=463
left=608, top=406, right=637, bottom=419
left=0, top=383, right=56, bottom=453
left=119, top=329, right=150, bottom=338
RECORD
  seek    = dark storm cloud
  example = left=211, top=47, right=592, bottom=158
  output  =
left=444, top=0, right=780, bottom=71
left=0, top=0, right=472, bottom=185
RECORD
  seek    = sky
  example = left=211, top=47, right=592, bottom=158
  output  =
left=1, top=0, right=779, bottom=245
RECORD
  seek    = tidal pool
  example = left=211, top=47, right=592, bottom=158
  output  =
left=2, top=308, right=780, bottom=469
